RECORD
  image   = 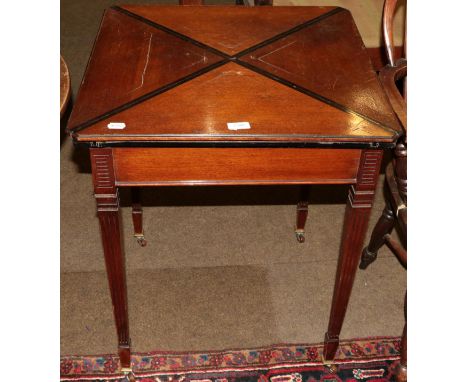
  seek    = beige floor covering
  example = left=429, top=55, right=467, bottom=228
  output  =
left=61, top=0, right=406, bottom=356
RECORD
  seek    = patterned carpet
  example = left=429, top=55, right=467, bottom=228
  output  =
left=61, top=337, right=402, bottom=381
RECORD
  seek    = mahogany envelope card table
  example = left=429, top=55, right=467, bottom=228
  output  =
left=66, top=5, right=402, bottom=378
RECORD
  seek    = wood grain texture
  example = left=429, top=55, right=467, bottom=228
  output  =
left=112, top=147, right=361, bottom=186
left=68, top=5, right=401, bottom=146
left=68, top=7, right=224, bottom=129
left=273, top=0, right=405, bottom=49
left=76, top=63, right=395, bottom=144
left=120, top=5, right=336, bottom=55
left=241, top=9, right=401, bottom=132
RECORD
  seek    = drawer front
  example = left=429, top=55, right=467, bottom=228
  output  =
left=113, top=148, right=361, bottom=186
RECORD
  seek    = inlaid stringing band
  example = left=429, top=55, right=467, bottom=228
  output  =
left=69, top=6, right=396, bottom=135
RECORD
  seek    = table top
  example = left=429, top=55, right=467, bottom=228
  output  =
left=60, top=55, right=71, bottom=117
left=67, top=5, right=402, bottom=148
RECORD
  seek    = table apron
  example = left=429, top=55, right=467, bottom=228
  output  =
left=112, top=147, right=361, bottom=186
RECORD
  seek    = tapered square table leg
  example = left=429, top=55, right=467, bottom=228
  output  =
left=131, top=187, right=147, bottom=247
left=323, top=150, right=383, bottom=361
left=295, top=185, right=310, bottom=243
left=91, top=148, right=131, bottom=370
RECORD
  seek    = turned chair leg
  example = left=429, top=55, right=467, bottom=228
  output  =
left=396, top=291, right=407, bottom=382
left=131, top=188, right=147, bottom=247
left=295, top=185, right=310, bottom=243
left=359, top=204, right=395, bottom=269
left=396, top=322, right=407, bottom=382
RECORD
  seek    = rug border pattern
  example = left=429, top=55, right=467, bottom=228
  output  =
left=60, top=336, right=401, bottom=380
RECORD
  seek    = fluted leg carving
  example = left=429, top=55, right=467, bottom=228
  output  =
left=323, top=150, right=383, bottom=361
left=91, top=148, right=131, bottom=370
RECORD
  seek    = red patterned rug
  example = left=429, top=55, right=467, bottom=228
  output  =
left=61, top=336, right=402, bottom=382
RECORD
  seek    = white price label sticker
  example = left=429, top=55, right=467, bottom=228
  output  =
left=227, top=122, right=251, bottom=131
left=107, top=122, right=126, bottom=130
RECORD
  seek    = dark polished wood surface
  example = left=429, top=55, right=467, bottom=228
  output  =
left=368, top=46, right=403, bottom=71
left=76, top=63, right=395, bottom=144
left=240, top=10, right=399, bottom=131
left=67, top=5, right=402, bottom=375
left=120, top=5, right=334, bottom=55
left=112, top=147, right=361, bottom=186
left=68, top=8, right=224, bottom=129
left=60, top=55, right=71, bottom=117
left=323, top=149, right=383, bottom=361
left=90, top=148, right=131, bottom=369
left=67, top=6, right=401, bottom=146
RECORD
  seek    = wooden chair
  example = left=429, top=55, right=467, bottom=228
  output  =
left=129, top=0, right=312, bottom=247
left=359, top=0, right=407, bottom=381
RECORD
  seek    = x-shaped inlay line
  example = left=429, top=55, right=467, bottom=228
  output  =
left=70, top=6, right=394, bottom=134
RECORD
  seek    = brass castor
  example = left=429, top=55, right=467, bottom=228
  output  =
left=395, top=363, right=407, bottom=382
left=295, top=231, right=305, bottom=243
left=135, top=236, right=147, bottom=247
left=324, top=363, right=338, bottom=374
left=123, top=370, right=136, bottom=382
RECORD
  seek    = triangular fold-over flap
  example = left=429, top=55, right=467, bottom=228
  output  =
left=119, top=5, right=338, bottom=55
left=68, top=7, right=225, bottom=130
left=78, top=63, right=394, bottom=141
left=240, top=9, right=401, bottom=132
